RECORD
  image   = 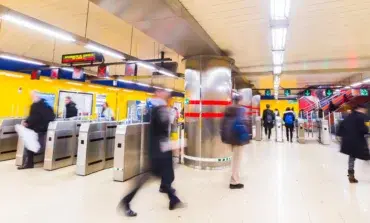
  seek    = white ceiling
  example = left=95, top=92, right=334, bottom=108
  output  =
left=180, top=0, right=370, bottom=88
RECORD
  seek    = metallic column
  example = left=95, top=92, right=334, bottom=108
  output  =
left=184, top=56, right=233, bottom=169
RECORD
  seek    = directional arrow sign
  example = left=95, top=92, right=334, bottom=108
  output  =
left=304, top=89, right=311, bottom=96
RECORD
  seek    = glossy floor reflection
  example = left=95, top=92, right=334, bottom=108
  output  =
left=1, top=139, right=370, bottom=223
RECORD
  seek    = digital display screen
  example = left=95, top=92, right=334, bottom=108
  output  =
left=61, top=52, right=104, bottom=64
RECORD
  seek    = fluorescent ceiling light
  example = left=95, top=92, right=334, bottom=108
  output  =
left=137, top=62, right=156, bottom=71
left=88, top=85, right=102, bottom=89
left=271, top=27, right=287, bottom=51
left=270, top=0, right=291, bottom=20
left=67, top=82, right=82, bottom=86
left=137, top=83, right=150, bottom=87
left=107, top=87, right=119, bottom=91
left=2, top=14, right=75, bottom=42
left=85, top=44, right=125, bottom=60
left=153, top=86, right=163, bottom=89
left=351, top=82, right=362, bottom=87
left=0, top=54, right=44, bottom=66
left=61, top=67, right=75, bottom=72
left=273, top=66, right=282, bottom=75
left=344, top=86, right=351, bottom=89
left=118, top=79, right=134, bottom=84
left=165, top=88, right=173, bottom=92
left=362, top=79, right=370, bottom=83
left=159, top=69, right=176, bottom=77
left=272, top=50, right=284, bottom=65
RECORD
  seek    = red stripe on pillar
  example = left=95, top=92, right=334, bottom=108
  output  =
left=188, top=100, right=231, bottom=105
left=185, top=112, right=224, bottom=118
left=243, top=105, right=252, bottom=108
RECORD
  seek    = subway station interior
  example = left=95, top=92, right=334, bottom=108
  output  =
left=2, top=0, right=370, bottom=222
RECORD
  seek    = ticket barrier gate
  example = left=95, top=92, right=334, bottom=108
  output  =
left=0, top=118, right=23, bottom=161
left=104, top=122, right=117, bottom=169
left=76, top=121, right=117, bottom=176
left=297, top=119, right=305, bottom=143
left=275, top=117, right=284, bottom=142
left=113, top=123, right=150, bottom=182
left=318, top=119, right=331, bottom=145
left=255, top=117, right=262, bottom=141
left=43, top=120, right=86, bottom=170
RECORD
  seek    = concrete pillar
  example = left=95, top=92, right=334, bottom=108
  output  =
left=184, top=56, right=234, bottom=169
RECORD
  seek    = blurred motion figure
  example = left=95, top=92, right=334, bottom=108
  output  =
left=338, top=104, right=370, bottom=183
left=65, top=96, right=78, bottom=118
left=262, top=104, right=275, bottom=140
left=119, top=89, right=184, bottom=217
left=18, top=91, right=55, bottom=169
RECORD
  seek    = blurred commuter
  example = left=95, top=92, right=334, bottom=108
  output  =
left=101, top=102, right=114, bottom=121
left=221, top=95, right=249, bottom=189
left=274, top=109, right=280, bottom=117
left=329, top=101, right=336, bottom=113
left=318, top=108, right=324, bottom=119
left=283, top=107, right=295, bottom=142
left=337, top=104, right=370, bottom=183
left=262, top=104, right=275, bottom=139
left=298, top=109, right=305, bottom=119
left=65, top=96, right=78, bottom=118
left=18, top=91, right=55, bottom=170
left=119, top=89, right=184, bottom=217
left=343, top=94, right=349, bottom=103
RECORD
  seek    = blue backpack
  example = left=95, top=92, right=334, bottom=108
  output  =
left=221, top=107, right=250, bottom=145
left=285, top=113, right=294, bottom=125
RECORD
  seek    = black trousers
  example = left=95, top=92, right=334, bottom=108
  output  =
left=264, top=126, right=272, bottom=139
left=285, top=125, right=294, bottom=141
left=23, top=132, right=46, bottom=168
left=122, top=157, right=179, bottom=205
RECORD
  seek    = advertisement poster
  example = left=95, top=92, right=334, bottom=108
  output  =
left=95, top=94, right=107, bottom=114
left=127, top=100, right=146, bottom=121
left=39, top=93, right=56, bottom=109
left=58, top=91, right=93, bottom=117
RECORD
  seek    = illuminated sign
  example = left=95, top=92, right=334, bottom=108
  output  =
left=61, top=52, right=104, bottom=64
left=304, top=89, right=311, bottom=96
left=284, top=89, right=291, bottom=96
left=184, top=98, right=190, bottom=104
left=360, top=89, right=369, bottom=96
left=265, top=89, right=272, bottom=96
left=325, top=88, right=333, bottom=97
left=31, top=70, right=41, bottom=80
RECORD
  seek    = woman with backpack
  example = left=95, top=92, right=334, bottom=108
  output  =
left=283, top=107, right=295, bottom=142
left=221, top=95, right=249, bottom=189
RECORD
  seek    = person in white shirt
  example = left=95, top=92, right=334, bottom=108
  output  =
left=101, top=102, right=114, bottom=121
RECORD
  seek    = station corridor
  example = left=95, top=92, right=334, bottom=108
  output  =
left=2, top=140, right=370, bottom=223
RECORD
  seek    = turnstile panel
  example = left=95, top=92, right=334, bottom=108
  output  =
left=76, top=122, right=109, bottom=176
left=113, top=124, right=149, bottom=182
left=0, top=118, right=23, bottom=161
left=104, top=122, right=117, bottom=168
left=44, top=121, right=83, bottom=170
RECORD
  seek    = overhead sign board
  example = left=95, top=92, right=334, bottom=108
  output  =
left=325, top=88, right=333, bottom=97
left=265, top=89, right=272, bottom=96
left=304, top=89, right=311, bottom=96
left=284, top=89, right=291, bottom=96
left=360, top=88, right=369, bottom=96
left=61, top=52, right=104, bottom=64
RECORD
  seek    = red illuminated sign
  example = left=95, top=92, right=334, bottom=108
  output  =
left=31, top=70, right=41, bottom=80
left=61, top=52, right=104, bottom=64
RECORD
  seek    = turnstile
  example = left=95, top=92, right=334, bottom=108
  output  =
left=76, top=121, right=117, bottom=176
left=104, top=122, right=117, bottom=169
left=297, top=119, right=305, bottom=143
left=318, top=119, right=331, bottom=145
left=255, top=117, right=262, bottom=141
left=0, top=118, right=23, bottom=161
left=275, top=117, right=284, bottom=142
left=113, top=123, right=150, bottom=182
left=43, top=120, right=86, bottom=170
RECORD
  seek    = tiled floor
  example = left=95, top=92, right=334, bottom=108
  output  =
left=2, top=139, right=370, bottom=223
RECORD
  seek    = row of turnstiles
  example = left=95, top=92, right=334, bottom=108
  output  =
left=253, top=116, right=331, bottom=144
left=0, top=118, right=151, bottom=181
